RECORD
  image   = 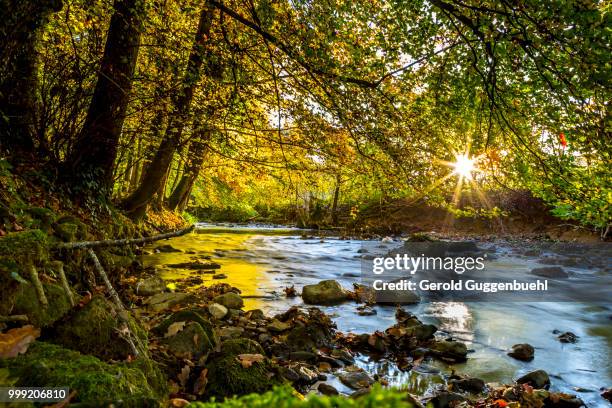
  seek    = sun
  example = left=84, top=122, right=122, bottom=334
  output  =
left=452, top=154, right=476, bottom=179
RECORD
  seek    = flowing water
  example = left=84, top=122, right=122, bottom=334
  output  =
left=144, top=224, right=611, bottom=407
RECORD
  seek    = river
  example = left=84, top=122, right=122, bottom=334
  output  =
left=144, top=224, right=611, bottom=407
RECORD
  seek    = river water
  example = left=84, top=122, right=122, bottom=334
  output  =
left=144, top=224, right=611, bottom=407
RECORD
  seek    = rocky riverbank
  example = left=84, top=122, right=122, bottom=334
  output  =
left=0, top=197, right=609, bottom=407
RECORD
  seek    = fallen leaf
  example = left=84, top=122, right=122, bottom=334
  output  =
left=0, top=325, right=40, bottom=358
left=165, top=321, right=187, bottom=338
left=236, top=353, right=264, bottom=368
left=193, top=368, right=208, bottom=395
left=177, top=364, right=190, bottom=388
left=169, top=398, right=190, bottom=407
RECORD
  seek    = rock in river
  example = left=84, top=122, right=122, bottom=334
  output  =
left=339, top=369, right=375, bottom=389
left=135, top=275, right=165, bottom=296
left=429, top=340, right=468, bottom=362
left=516, top=369, right=550, bottom=389
left=301, top=280, right=347, bottom=304
left=318, top=383, right=339, bottom=396
left=450, top=377, right=485, bottom=393
left=557, top=331, right=578, bottom=343
left=156, top=244, right=182, bottom=253
left=508, top=343, right=534, bottom=361
left=213, top=292, right=244, bottom=309
left=530, top=266, right=569, bottom=279
left=208, top=303, right=228, bottom=320
left=145, top=292, right=192, bottom=312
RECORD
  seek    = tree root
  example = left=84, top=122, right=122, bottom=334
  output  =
left=28, top=264, right=48, bottom=308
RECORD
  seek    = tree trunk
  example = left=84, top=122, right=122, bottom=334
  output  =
left=64, top=0, right=145, bottom=195
left=122, top=3, right=214, bottom=218
left=0, top=0, right=63, bottom=157
left=168, top=129, right=210, bottom=211
left=331, top=174, right=341, bottom=225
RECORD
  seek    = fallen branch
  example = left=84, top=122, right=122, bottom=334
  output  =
left=50, top=261, right=75, bottom=307
left=87, top=248, right=142, bottom=357
left=28, top=265, right=48, bottom=307
left=57, top=225, right=195, bottom=250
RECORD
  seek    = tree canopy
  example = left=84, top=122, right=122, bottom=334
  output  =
left=0, top=0, right=610, bottom=231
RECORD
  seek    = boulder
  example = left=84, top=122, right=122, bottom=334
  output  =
left=213, top=292, right=244, bottom=309
left=267, top=319, right=291, bottom=333
left=450, top=377, right=485, bottom=393
left=208, top=303, right=228, bottom=320
left=0, top=342, right=163, bottom=404
left=163, top=322, right=214, bottom=359
left=13, top=282, right=73, bottom=328
left=51, top=296, right=146, bottom=361
left=218, top=326, right=245, bottom=340
left=428, top=391, right=466, bottom=408
left=531, top=266, right=569, bottom=279
left=144, top=292, right=192, bottom=312
left=154, top=310, right=216, bottom=345
left=318, top=383, right=339, bottom=396
left=301, top=280, right=347, bottom=304
left=430, top=340, right=468, bottom=362
left=136, top=275, right=166, bottom=296
left=517, top=369, right=550, bottom=389
left=288, top=351, right=317, bottom=363
left=508, top=343, right=535, bottom=361
left=339, top=369, right=375, bottom=389
left=204, top=339, right=281, bottom=398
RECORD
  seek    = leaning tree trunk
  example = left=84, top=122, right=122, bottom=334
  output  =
left=122, top=3, right=215, bottom=219
left=167, top=128, right=210, bottom=211
left=331, top=174, right=341, bottom=225
left=0, top=0, right=63, bottom=157
left=64, top=0, right=145, bottom=195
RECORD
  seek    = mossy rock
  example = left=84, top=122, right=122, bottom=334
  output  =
left=162, top=322, right=214, bottom=359
left=51, top=296, right=147, bottom=361
left=0, top=229, right=49, bottom=262
left=0, top=342, right=159, bottom=405
left=154, top=310, right=217, bottom=345
left=55, top=215, right=89, bottom=240
left=53, top=222, right=79, bottom=241
left=13, top=282, right=74, bottom=327
left=221, top=338, right=265, bottom=356
left=25, top=207, right=57, bottom=231
left=204, top=339, right=281, bottom=399
left=97, top=249, right=135, bottom=270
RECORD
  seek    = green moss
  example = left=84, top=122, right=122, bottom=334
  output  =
left=0, top=342, right=159, bottom=406
left=0, top=229, right=49, bottom=262
left=154, top=310, right=217, bottom=345
left=51, top=296, right=147, bottom=361
left=189, top=384, right=414, bottom=407
left=220, top=338, right=264, bottom=356
left=55, top=215, right=89, bottom=240
left=163, top=322, right=214, bottom=358
left=204, top=339, right=280, bottom=399
left=25, top=207, right=57, bottom=231
left=97, top=249, right=135, bottom=270
left=13, top=282, right=73, bottom=327
left=53, top=222, right=78, bottom=241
